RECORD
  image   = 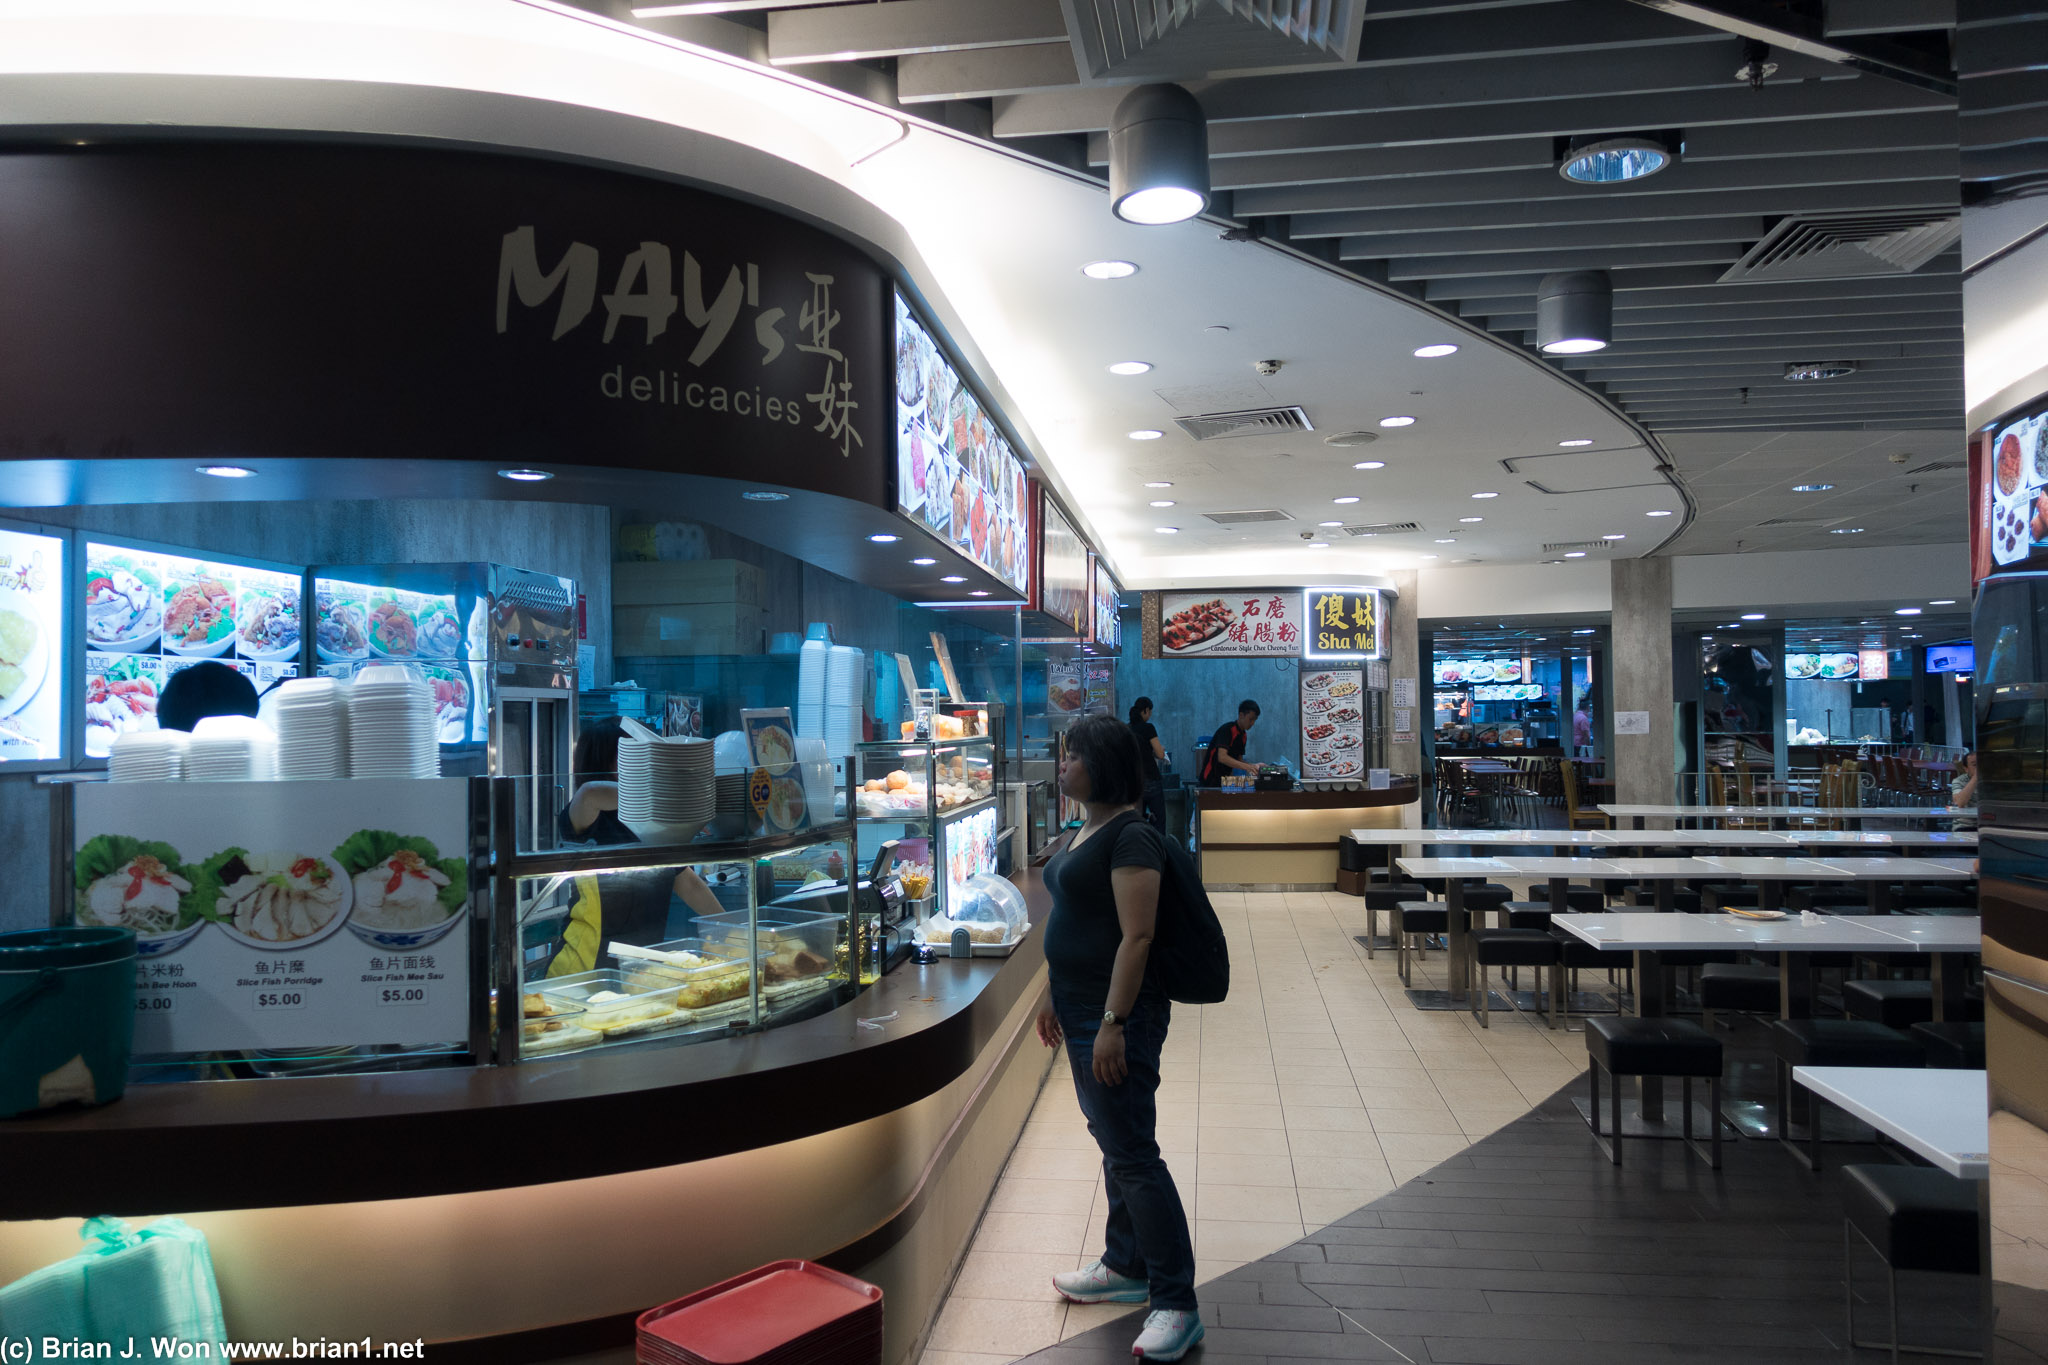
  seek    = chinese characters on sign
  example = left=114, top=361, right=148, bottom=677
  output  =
left=1303, top=588, right=1385, bottom=661
left=1154, top=591, right=1304, bottom=658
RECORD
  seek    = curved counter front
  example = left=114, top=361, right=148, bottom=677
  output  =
left=0, top=873, right=1055, bottom=1364
left=1197, top=782, right=1421, bottom=889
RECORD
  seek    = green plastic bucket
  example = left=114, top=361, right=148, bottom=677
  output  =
left=0, top=927, right=137, bottom=1118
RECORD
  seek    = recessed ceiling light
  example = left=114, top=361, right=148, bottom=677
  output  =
left=1434, top=538, right=1457, bottom=544
left=1319, top=520, right=1343, bottom=527
left=1413, top=344, right=1459, bottom=358
left=1419, top=554, right=1438, bottom=560
left=1602, top=533, right=1627, bottom=540
left=1155, top=526, right=1179, bottom=534
left=1353, top=460, right=1386, bottom=471
left=198, top=465, right=259, bottom=479
left=742, top=489, right=788, bottom=501
left=969, top=590, right=990, bottom=597
left=1564, top=551, right=1587, bottom=558
left=1459, top=516, right=1484, bottom=523
left=1792, top=483, right=1834, bottom=493
left=1143, top=481, right=1172, bottom=488
left=1558, top=439, right=1594, bottom=448
left=1741, top=613, right=1766, bottom=621
left=1830, top=527, right=1864, bottom=535
left=1379, top=416, right=1417, bottom=428
left=1333, top=496, right=1360, bottom=505
left=912, top=557, right=937, bottom=566
left=1308, top=541, right=1330, bottom=549
left=1109, top=361, right=1153, bottom=375
left=1558, top=134, right=1677, bottom=184
left=1646, top=510, right=1674, bottom=517
left=1082, top=260, right=1138, bottom=279
left=1930, top=599, right=1956, bottom=605
left=1725, top=623, right=1742, bottom=629
left=1896, top=607, right=1923, bottom=616
left=1129, top=429, right=1164, bottom=440
left=1150, top=499, right=1176, bottom=507
left=1471, top=491, right=1499, bottom=499
left=940, top=576, right=967, bottom=584
left=868, top=533, right=899, bottom=543
left=1542, top=337, right=1608, bottom=355
left=1574, top=628, right=1596, bottom=634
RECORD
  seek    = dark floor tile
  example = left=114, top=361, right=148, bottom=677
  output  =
left=1421, top=1337, right=1676, bottom=1365
left=1195, top=1327, right=1399, bottom=1359
left=1308, top=1284, right=1493, bottom=1314
left=1328, top=1246, right=1541, bottom=1273
left=1214, top=1303, right=1347, bottom=1333
left=1309, top=1226, right=1461, bottom=1251
left=1401, top=1266, right=1624, bottom=1295
left=1337, top=1310, right=1581, bottom=1343
left=1297, top=1261, right=1408, bottom=1288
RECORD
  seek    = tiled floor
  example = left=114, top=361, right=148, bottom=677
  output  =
left=922, top=888, right=1603, bottom=1365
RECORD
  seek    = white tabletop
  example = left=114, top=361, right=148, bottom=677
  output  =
left=1802, top=856, right=1976, bottom=880
left=1397, top=853, right=1972, bottom=882
left=1353, top=827, right=1975, bottom=851
left=1553, top=912, right=1930, bottom=953
left=1790, top=830, right=1977, bottom=849
left=1601, top=804, right=1964, bottom=821
left=1793, top=1067, right=1989, bottom=1179
left=1345, top=828, right=1611, bottom=846
left=1394, top=856, right=1524, bottom=876
left=1855, top=916, right=1983, bottom=953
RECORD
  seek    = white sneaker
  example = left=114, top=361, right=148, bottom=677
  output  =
left=1131, top=1308, right=1204, bottom=1360
left=1052, top=1259, right=1149, bottom=1304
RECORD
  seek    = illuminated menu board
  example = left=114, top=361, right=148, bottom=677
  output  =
left=1091, top=557, right=1122, bottom=651
left=1039, top=494, right=1089, bottom=636
left=0, top=524, right=65, bottom=765
left=894, top=293, right=1031, bottom=594
left=312, top=575, right=470, bottom=745
left=84, top=540, right=302, bottom=759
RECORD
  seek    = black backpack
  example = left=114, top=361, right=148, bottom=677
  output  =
left=1125, top=820, right=1231, bottom=1004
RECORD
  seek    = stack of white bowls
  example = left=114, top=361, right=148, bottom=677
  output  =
left=797, top=637, right=829, bottom=742
left=825, top=646, right=864, bottom=759
left=274, top=677, right=351, bottom=781
left=349, top=664, right=439, bottom=779
left=617, top=731, right=715, bottom=844
left=107, top=729, right=187, bottom=782
left=186, top=713, right=278, bottom=781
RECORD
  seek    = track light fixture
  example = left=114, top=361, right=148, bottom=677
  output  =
left=1109, top=84, right=1210, bottom=225
left=1536, top=270, right=1612, bottom=355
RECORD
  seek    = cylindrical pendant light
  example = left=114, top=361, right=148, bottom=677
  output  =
left=1109, top=84, right=1210, bottom=225
left=1536, top=270, right=1612, bottom=355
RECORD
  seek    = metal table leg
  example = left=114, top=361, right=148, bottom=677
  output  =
left=1778, top=949, right=1814, bottom=1019
left=1446, top=878, right=1471, bottom=1005
left=1931, top=951, right=1966, bottom=1021
left=1634, top=948, right=1665, bottom=1121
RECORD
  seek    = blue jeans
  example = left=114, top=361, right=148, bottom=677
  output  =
left=1054, top=991, right=1197, bottom=1311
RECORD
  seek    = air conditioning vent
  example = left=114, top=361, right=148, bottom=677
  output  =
left=1340, top=522, right=1422, bottom=537
left=1174, top=406, right=1314, bottom=441
left=1719, top=211, right=1962, bottom=284
left=1904, top=459, right=1966, bottom=475
left=1542, top=540, right=1615, bottom=553
left=1755, top=517, right=1822, bottom=526
left=1203, top=508, right=1296, bottom=525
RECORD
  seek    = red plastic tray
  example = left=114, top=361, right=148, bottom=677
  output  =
left=637, top=1261, right=883, bottom=1365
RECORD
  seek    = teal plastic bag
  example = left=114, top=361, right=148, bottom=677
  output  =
left=0, top=1217, right=227, bottom=1354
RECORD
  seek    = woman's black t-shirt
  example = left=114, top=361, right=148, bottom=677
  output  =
left=1043, top=812, right=1165, bottom=1007
left=1131, top=719, right=1161, bottom=781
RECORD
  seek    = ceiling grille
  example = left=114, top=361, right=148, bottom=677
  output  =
left=1904, top=459, right=1967, bottom=475
left=1174, top=406, right=1314, bottom=441
left=1719, top=211, right=1963, bottom=284
left=1541, top=540, right=1616, bottom=552
left=1340, top=522, right=1422, bottom=536
left=1754, top=516, right=1823, bottom=526
left=1069, top=0, right=1361, bottom=81
left=1203, top=508, right=1296, bottom=524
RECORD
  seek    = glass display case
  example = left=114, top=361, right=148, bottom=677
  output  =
left=853, top=736, right=999, bottom=919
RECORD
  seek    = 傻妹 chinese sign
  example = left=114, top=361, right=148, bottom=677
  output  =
left=1303, top=588, right=1385, bottom=661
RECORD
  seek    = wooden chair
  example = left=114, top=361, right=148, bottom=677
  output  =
left=1559, top=758, right=1610, bottom=830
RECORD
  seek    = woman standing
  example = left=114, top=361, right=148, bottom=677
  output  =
left=1128, top=696, right=1168, bottom=833
left=1039, top=714, right=1202, bottom=1361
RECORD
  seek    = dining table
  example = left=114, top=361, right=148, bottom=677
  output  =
left=1600, top=803, right=1969, bottom=830
left=1351, top=827, right=1976, bottom=853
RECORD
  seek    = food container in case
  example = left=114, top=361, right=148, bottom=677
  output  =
left=520, top=995, right=600, bottom=1053
left=537, top=969, right=681, bottom=1031
left=696, top=908, right=842, bottom=965
left=614, top=937, right=761, bottom=1011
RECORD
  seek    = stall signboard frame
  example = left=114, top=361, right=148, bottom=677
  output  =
left=0, top=516, right=71, bottom=772
left=1975, top=389, right=2048, bottom=584
left=1145, top=590, right=1304, bottom=659
left=1303, top=587, right=1385, bottom=662
left=1089, top=554, right=1123, bottom=652
left=1037, top=491, right=1090, bottom=638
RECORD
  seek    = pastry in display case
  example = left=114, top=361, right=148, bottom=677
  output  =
left=854, top=735, right=999, bottom=922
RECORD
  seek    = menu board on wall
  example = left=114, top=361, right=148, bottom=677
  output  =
left=895, top=293, right=1032, bottom=595
left=1301, top=666, right=1365, bottom=779
left=1984, top=407, right=2048, bottom=577
left=1472, top=683, right=1543, bottom=702
left=0, top=524, right=64, bottom=764
left=1785, top=653, right=1863, bottom=681
left=312, top=574, right=470, bottom=746
left=1091, top=556, right=1123, bottom=651
left=1432, top=657, right=1530, bottom=686
left=1039, top=495, right=1090, bottom=636
left=1046, top=658, right=1085, bottom=720
left=1084, top=660, right=1115, bottom=717
left=1153, top=590, right=1303, bottom=658
left=73, top=777, right=471, bottom=1054
left=1303, top=588, right=1384, bottom=661
left=84, top=540, right=303, bottom=759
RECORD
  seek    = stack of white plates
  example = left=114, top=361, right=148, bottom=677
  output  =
left=825, top=646, right=864, bottom=759
left=274, top=677, right=350, bottom=780
left=618, top=734, right=715, bottom=844
left=186, top=713, right=278, bottom=781
left=108, top=729, right=187, bottom=782
left=797, top=638, right=828, bottom=742
left=349, top=664, right=439, bottom=779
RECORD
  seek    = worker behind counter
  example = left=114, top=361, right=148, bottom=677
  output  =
left=1198, top=699, right=1261, bottom=787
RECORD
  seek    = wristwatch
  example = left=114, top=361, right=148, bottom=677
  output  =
left=1102, top=1008, right=1125, bottom=1027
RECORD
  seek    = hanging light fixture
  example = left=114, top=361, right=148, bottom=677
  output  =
left=1557, top=134, right=1680, bottom=184
left=1536, top=270, right=1612, bottom=355
left=1109, top=84, right=1210, bottom=225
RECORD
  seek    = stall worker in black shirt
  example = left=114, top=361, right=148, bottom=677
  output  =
left=1127, top=697, right=1167, bottom=832
left=1198, top=700, right=1260, bottom=787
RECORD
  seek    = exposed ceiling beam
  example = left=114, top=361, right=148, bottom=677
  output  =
left=1561, top=344, right=1962, bottom=373
left=1959, top=105, right=2048, bottom=147
left=1477, top=294, right=1964, bottom=325
left=1616, top=0, right=1957, bottom=95
left=1966, top=141, right=2048, bottom=182
left=1533, top=327, right=1958, bottom=355
left=1956, top=15, right=2048, bottom=79
left=1239, top=148, right=1955, bottom=216
left=1825, top=0, right=1957, bottom=34
left=1333, top=216, right=1769, bottom=259
left=1576, top=311, right=1963, bottom=340
left=1645, top=417, right=1959, bottom=429
left=1574, top=354, right=1963, bottom=377
left=1613, top=379, right=1963, bottom=397
left=1451, top=274, right=1963, bottom=313
left=896, top=41, right=1078, bottom=101
left=1291, top=177, right=1957, bottom=237
left=766, top=0, right=1066, bottom=65
left=1958, top=70, right=2048, bottom=113
left=1383, top=244, right=1751, bottom=277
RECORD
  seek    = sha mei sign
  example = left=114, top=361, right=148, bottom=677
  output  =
left=1303, top=588, right=1385, bottom=662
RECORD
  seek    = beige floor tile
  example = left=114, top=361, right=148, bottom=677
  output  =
left=1198, top=1100, right=1289, bottom=1130
left=1061, top=1303, right=1145, bottom=1341
left=1001, top=1146, right=1107, bottom=1181
left=927, top=1297, right=1067, bottom=1356
left=1285, top=1127, right=1385, bottom=1159
left=1375, top=1131, right=1477, bottom=1164
left=1267, top=1030, right=1341, bottom=1052
left=1280, top=1081, right=1362, bottom=1108
left=1199, top=1080, right=1282, bottom=1106
left=1198, top=1125, right=1293, bottom=1156
left=1459, top=1109, right=1530, bottom=1139
left=1197, top=1061, right=1278, bottom=1086
left=1270, top=1063, right=1356, bottom=1088
left=972, top=1210, right=1094, bottom=1255
left=1284, top=1104, right=1377, bottom=1133
left=948, top=1250, right=1080, bottom=1301
left=1297, top=1186, right=1387, bottom=1228
left=1197, top=1182, right=1303, bottom=1223
left=1156, top=1122, right=1197, bottom=1156
left=1193, top=1258, right=1240, bottom=1286
left=1017, top=1120, right=1101, bottom=1150
left=1388, top=1157, right=1452, bottom=1184
left=1195, top=1219, right=1305, bottom=1263
left=1155, top=1080, right=1200, bottom=1105
left=1155, top=1100, right=1199, bottom=1126
left=920, top=1351, right=1019, bottom=1365
left=1367, top=1106, right=1466, bottom=1136
left=987, top=1177, right=1098, bottom=1216
left=1198, top=1150, right=1298, bottom=1187
left=1352, top=1080, right=1451, bottom=1110
left=1292, top=1153, right=1397, bottom=1190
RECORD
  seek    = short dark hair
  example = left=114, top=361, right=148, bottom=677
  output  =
left=573, top=715, right=625, bottom=785
left=1066, top=713, right=1144, bottom=806
left=1237, top=699, right=1261, bottom=718
left=1128, top=696, right=1154, bottom=724
left=157, top=661, right=259, bottom=733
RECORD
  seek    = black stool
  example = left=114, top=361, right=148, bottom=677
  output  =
left=1844, top=979, right=1937, bottom=1029
left=1361, top=883, right=1428, bottom=960
left=1530, top=883, right=1605, bottom=913
left=1632, top=888, right=1703, bottom=913
left=1468, top=927, right=1559, bottom=1030
left=1911, top=1021, right=1987, bottom=1070
left=1500, top=901, right=1554, bottom=930
left=1699, top=962, right=1781, bottom=1029
left=1841, top=1164, right=1983, bottom=1363
left=1463, top=883, right=1515, bottom=915
left=1701, top=884, right=1761, bottom=913
left=1583, top=1016, right=1723, bottom=1168
left=1550, top=930, right=1630, bottom=1020
left=1770, top=1019, right=1924, bottom=1170
left=1788, top=886, right=1867, bottom=913
left=1393, top=901, right=1447, bottom=985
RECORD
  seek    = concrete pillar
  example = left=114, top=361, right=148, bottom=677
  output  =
left=1387, top=569, right=1421, bottom=829
left=1611, top=559, right=1674, bottom=821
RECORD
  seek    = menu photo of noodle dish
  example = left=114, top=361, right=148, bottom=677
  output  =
left=1300, top=666, right=1364, bottom=779
left=1990, top=413, right=2047, bottom=569
left=0, top=525, right=64, bottom=764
